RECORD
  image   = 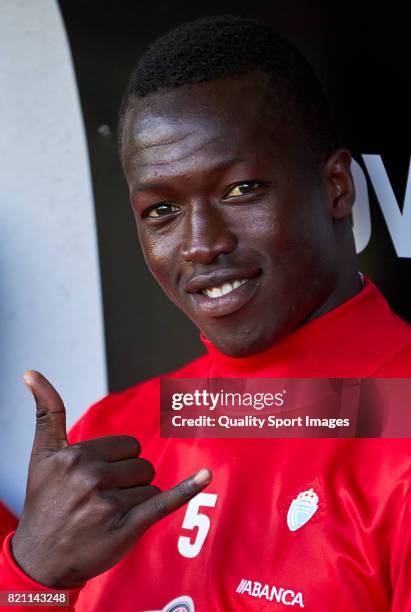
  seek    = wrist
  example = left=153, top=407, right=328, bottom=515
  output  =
left=11, top=532, right=85, bottom=589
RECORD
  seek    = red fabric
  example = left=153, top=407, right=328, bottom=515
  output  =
left=1, top=276, right=411, bottom=611
left=0, top=503, right=18, bottom=548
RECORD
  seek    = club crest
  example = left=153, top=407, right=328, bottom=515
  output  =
left=162, top=596, right=195, bottom=612
left=287, top=488, right=319, bottom=531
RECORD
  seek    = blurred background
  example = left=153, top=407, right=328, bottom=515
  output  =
left=0, top=0, right=410, bottom=515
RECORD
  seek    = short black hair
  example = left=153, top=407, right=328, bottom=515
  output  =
left=118, top=15, right=339, bottom=163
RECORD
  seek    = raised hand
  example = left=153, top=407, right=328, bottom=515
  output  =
left=11, top=371, right=212, bottom=588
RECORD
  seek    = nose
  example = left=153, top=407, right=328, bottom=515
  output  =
left=181, top=201, right=237, bottom=264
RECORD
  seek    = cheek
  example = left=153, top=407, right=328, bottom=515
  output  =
left=248, top=207, right=330, bottom=273
left=240, top=208, right=300, bottom=260
left=139, top=230, right=180, bottom=293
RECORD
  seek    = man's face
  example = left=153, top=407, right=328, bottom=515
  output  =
left=121, top=72, right=346, bottom=356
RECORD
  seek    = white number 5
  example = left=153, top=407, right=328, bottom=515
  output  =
left=178, top=492, right=218, bottom=558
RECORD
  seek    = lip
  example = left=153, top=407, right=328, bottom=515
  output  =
left=185, top=267, right=261, bottom=294
left=187, top=271, right=262, bottom=317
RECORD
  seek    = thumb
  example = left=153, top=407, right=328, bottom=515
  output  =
left=23, top=370, right=68, bottom=455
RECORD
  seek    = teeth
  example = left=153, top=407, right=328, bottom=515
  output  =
left=202, top=279, right=248, bottom=298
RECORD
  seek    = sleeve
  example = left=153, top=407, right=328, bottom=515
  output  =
left=0, top=532, right=83, bottom=610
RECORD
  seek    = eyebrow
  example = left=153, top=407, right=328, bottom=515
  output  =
left=132, top=156, right=245, bottom=193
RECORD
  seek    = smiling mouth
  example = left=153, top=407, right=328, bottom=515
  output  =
left=201, top=279, right=248, bottom=298
left=189, top=274, right=261, bottom=318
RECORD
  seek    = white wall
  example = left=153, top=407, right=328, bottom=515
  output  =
left=0, top=0, right=107, bottom=515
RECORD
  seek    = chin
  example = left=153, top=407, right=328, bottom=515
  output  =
left=206, top=325, right=280, bottom=358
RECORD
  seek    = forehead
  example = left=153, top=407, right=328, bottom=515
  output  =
left=123, top=72, right=268, bottom=140
left=121, top=74, right=311, bottom=186
left=122, top=74, right=317, bottom=198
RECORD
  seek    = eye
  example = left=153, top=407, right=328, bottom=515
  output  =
left=224, top=181, right=262, bottom=199
left=144, top=203, right=180, bottom=218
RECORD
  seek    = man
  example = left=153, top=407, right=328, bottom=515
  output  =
left=1, top=15, right=410, bottom=611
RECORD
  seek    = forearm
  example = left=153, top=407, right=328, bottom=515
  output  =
left=0, top=532, right=82, bottom=611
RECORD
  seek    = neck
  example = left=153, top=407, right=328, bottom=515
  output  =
left=302, top=267, right=363, bottom=328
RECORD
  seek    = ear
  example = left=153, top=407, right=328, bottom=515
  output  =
left=322, top=148, right=356, bottom=220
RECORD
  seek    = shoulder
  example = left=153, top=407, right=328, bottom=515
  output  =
left=366, top=282, right=411, bottom=375
left=67, top=352, right=211, bottom=443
